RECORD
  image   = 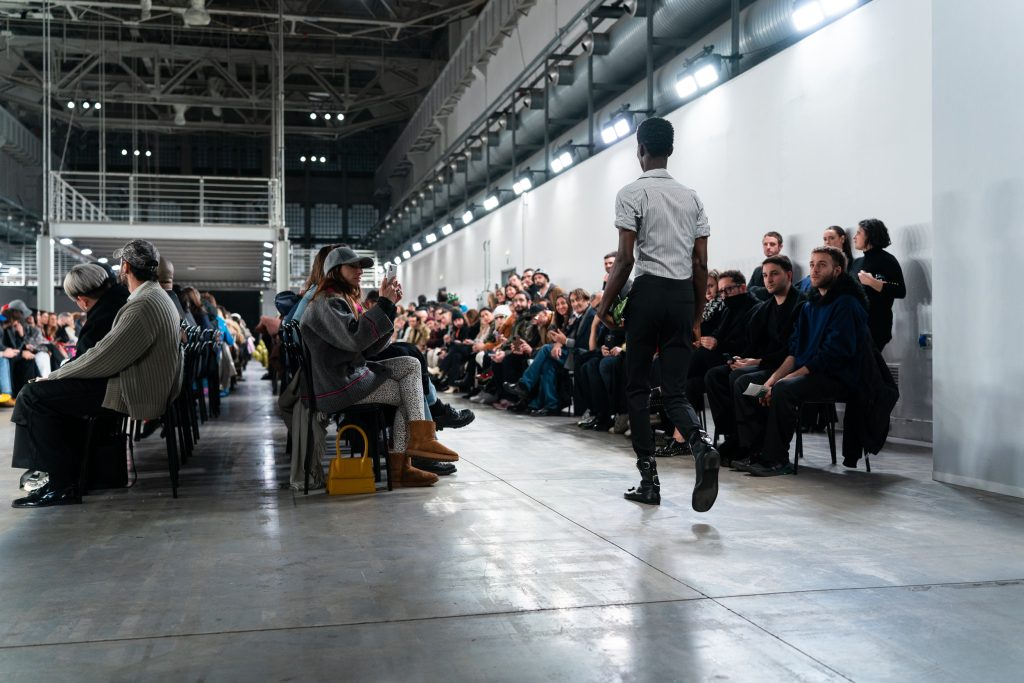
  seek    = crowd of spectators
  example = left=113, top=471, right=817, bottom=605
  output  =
left=404, top=218, right=904, bottom=477
left=9, top=240, right=257, bottom=507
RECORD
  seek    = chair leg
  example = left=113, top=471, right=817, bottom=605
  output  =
left=165, top=407, right=180, bottom=498
left=794, top=414, right=803, bottom=475
left=78, top=418, right=98, bottom=496
left=828, top=417, right=837, bottom=465
left=303, top=407, right=315, bottom=495
left=864, top=450, right=872, bottom=473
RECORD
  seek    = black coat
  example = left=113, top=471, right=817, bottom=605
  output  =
left=743, top=287, right=806, bottom=370
left=712, top=292, right=759, bottom=356
left=850, top=248, right=906, bottom=348
left=76, top=284, right=130, bottom=357
left=843, top=344, right=900, bottom=457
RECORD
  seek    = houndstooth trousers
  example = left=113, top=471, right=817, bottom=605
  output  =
left=352, top=356, right=425, bottom=453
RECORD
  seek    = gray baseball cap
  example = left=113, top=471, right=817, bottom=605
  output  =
left=323, top=246, right=374, bottom=275
left=113, top=239, right=161, bottom=272
left=6, top=299, right=32, bottom=318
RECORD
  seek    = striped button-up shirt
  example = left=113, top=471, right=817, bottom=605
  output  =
left=614, top=168, right=710, bottom=280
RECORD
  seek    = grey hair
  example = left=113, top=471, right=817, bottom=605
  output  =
left=64, top=263, right=111, bottom=299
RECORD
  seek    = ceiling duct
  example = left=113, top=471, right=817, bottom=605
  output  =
left=140, top=0, right=152, bottom=21
left=208, top=76, right=224, bottom=117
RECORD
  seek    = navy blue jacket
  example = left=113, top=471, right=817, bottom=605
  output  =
left=789, top=273, right=869, bottom=390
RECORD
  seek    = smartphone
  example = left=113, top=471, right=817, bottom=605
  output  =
left=385, top=263, right=398, bottom=280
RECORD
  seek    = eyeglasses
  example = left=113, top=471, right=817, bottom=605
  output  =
left=720, top=284, right=742, bottom=294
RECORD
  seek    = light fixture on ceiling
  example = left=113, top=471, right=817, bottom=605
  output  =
left=80, top=248, right=93, bottom=255
left=93, top=102, right=102, bottom=110
left=324, top=113, right=332, bottom=120
left=821, top=0, right=859, bottom=14
left=66, top=102, right=75, bottom=109
left=173, top=103, right=188, bottom=126
left=121, top=149, right=128, bottom=156
left=675, top=53, right=724, bottom=99
left=300, top=155, right=307, bottom=162
left=8, top=266, right=20, bottom=275
left=309, top=112, right=318, bottom=120
left=82, top=102, right=90, bottom=109
left=461, top=209, right=474, bottom=225
left=412, top=242, right=423, bottom=252
left=393, top=256, right=402, bottom=265
left=262, top=251, right=272, bottom=258
left=550, top=149, right=575, bottom=174
left=601, top=110, right=634, bottom=145
left=263, top=242, right=274, bottom=249
left=262, top=260, right=272, bottom=266
left=425, top=233, right=437, bottom=244
left=482, top=194, right=499, bottom=212
left=59, top=238, right=73, bottom=246
left=98, top=257, right=109, bottom=264
left=183, top=0, right=211, bottom=27
left=402, top=250, right=412, bottom=260
left=145, top=150, right=152, bottom=158
left=319, top=156, right=326, bottom=163
left=133, top=149, right=140, bottom=156
left=512, top=176, right=533, bottom=196
left=440, top=223, right=454, bottom=236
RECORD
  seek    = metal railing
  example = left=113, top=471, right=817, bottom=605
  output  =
left=50, top=171, right=279, bottom=226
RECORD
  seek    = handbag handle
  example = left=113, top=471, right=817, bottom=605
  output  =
left=335, top=423, right=371, bottom=462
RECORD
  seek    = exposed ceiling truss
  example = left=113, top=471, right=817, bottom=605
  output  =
left=0, top=33, right=441, bottom=137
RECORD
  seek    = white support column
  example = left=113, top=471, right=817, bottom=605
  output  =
left=275, top=226, right=290, bottom=293
left=36, top=231, right=54, bottom=311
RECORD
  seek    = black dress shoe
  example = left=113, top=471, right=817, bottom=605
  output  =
left=12, top=482, right=82, bottom=508
left=529, top=408, right=562, bottom=417
left=508, top=399, right=529, bottom=414
left=589, top=419, right=613, bottom=431
left=747, top=461, right=795, bottom=477
left=411, top=458, right=457, bottom=476
left=431, top=401, right=475, bottom=430
left=577, top=416, right=599, bottom=429
left=688, top=430, right=720, bottom=513
left=503, top=381, right=530, bottom=400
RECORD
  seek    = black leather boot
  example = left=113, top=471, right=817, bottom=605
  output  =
left=689, top=430, right=720, bottom=513
left=624, top=455, right=661, bottom=505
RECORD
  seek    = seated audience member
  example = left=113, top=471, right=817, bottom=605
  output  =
left=797, top=226, right=853, bottom=293
left=11, top=240, right=182, bottom=508
left=64, top=264, right=131, bottom=358
left=285, top=244, right=340, bottom=324
left=686, top=270, right=758, bottom=409
left=577, top=315, right=626, bottom=430
left=485, top=292, right=536, bottom=407
left=300, top=247, right=459, bottom=487
left=601, top=252, right=616, bottom=290
left=503, top=283, right=520, bottom=302
left=732, top=246, right=868, bottom=476
left=401, top=310, right=430, bottom=350
left=180, top=287, right=212, bottom=330
left=506, top=272, right=523, bottom=292
left=157, top=258, right=187, bottom=321
left=705, top=256, right=805, bottom=460
left=3, top=303, right=45, bottom=389
left=530, top=270, right=554, bottom=302
left=469, top=304, right=514, bottom=404
left=851, top=218, right=906, bottom=351
left=748, top=231, right=784, bottom=295
left=503, top=305, right=565, bottom=416
left=699, top=270, right=725, bottom=336
left=521, top=269, right=535, bottom=293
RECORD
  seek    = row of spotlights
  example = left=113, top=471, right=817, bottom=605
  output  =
left=792, top=0, right=858, bottom=31
left=512, top=177, right=533, bottom=195
left=300, top=156, right=328, bottom=163
left=121, top=149, right=152, bottom=157
left=675, top=61, right=721, bottom=99
left=392, top=221, right=454, bottom=265
left=600, top=116, right=633, bottom=145
left=67, top=101, right=102, bottom=110
left=550, top=150, right=574, bottom=174
left=309, top=113, right=345, bottom=121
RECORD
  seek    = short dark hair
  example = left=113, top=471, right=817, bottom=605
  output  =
left=636, top=117, right=674, bottom=158
left=364, top=289, right=380, bottom=304
left=604, top=251, right=616, bottom=259
left=858, top=218, right=892, bottom=249
left=762, top=255, right=793, bottom=273
left=811, top=246, right=847, bottom=271
left=763, top=231, right=784, bottom=246
left=717, top=269, right=746, bottom=286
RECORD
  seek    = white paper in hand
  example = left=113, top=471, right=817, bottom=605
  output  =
left=743, top=383, right=768, bottom=398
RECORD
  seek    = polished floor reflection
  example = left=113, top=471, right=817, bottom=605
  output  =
left=0, top=366, right=1021, bottom=682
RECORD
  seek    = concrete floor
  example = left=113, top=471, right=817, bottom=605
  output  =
left=0, top=366, right=1022, bottom=682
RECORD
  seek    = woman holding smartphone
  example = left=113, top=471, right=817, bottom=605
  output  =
left=301, top=246, right=459, bottom=487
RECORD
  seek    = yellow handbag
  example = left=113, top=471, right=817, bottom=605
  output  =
left=326, top=424, right=377, bottom=495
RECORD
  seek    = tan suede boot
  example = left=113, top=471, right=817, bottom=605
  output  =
left=405, top=420, right=459, bottom=462
left=387, top=452, right=438, bottom=488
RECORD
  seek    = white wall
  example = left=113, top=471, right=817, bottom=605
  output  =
left=932, top=2, right=1024, bottom=497
left=402, top=0, right=933, bottom=438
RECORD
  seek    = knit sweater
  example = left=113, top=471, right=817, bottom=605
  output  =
left=47, top=280, right=183, bottom=420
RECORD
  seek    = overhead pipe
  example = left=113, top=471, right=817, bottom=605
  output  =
left=421, top=0, right=851, bottom=222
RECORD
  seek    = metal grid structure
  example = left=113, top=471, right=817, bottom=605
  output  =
left=288, top=245, right=381, bottom=292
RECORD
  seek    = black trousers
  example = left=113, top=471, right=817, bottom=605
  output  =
left=705, top=364, right=765, bottom=436
left=11, top=378, right=118, bottom=488
left=625, top=275, right=702, bottom=458
left=734, top=372, right=847, bottom=466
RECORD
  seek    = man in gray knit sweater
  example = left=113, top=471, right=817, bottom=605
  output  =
left=11, top=239, right=182, bottom=508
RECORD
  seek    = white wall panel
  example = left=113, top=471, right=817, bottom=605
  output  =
left=932, top=1, right=1024, bottom=497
